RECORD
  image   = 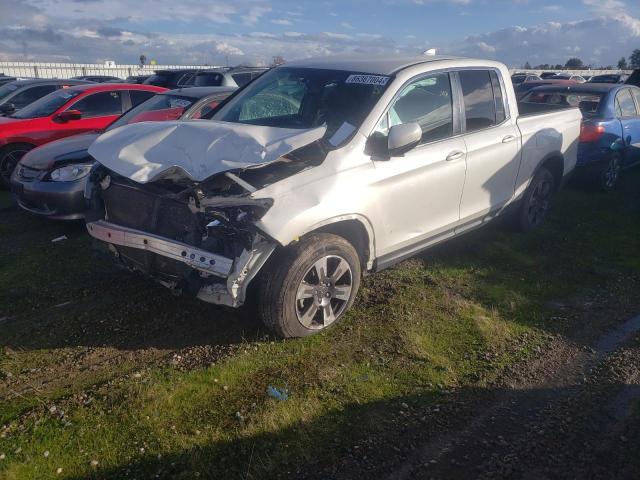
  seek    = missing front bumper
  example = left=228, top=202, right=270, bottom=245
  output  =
left=86, top=220, right=276, bottom=307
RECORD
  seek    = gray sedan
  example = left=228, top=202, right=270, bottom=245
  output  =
left=10, top=87, right=235, bottom=220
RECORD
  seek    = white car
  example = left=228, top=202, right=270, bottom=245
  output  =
left=85, top=56, right=582, bottom=337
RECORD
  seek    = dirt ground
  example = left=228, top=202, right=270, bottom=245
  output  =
left=290, top=298, right=640, bottom=479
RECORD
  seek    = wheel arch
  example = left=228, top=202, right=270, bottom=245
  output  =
left=293, top=215, right=376, bottom=272
left=537, top=152, right=565, bottom=191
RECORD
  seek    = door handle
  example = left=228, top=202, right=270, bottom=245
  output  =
left=446, top=150, right=465, bottom=161
left=502, top=135, right=517, bottom=143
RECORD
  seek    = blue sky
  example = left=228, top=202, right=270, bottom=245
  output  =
left=0, top=0, right=638, bottom=67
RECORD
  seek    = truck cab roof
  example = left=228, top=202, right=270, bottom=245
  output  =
left=283, top=55, right=460, bottom=75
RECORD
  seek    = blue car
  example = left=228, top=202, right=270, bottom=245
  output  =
left=521, top=83, right=640, bottom=190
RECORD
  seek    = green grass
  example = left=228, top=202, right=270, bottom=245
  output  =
left=0, top=171, right=639, bottom=479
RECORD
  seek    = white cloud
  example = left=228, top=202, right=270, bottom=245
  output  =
left=272, top=19, right=293, bottom=26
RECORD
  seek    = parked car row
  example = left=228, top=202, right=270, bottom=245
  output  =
left=10, top=86, right=235, bottom=219
left=3, top=57, right=637, bottom=338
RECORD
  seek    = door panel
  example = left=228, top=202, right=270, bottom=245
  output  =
left=368, top=71, right=467, bottom=258
left=621, top=89, right=640, bottom=165
left=372, top=137, right=467, bottom=258
left=457, top=70, right=520, bottom=224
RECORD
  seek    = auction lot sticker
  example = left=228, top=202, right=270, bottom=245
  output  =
left=345, top=74, right=391, bottom=86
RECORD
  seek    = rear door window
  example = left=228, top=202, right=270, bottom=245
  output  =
left=129, top=90, right=156, bottom=107
left=459, top=70, right=498, bottom=132
left=617, top=89, right=638, bottom=117
left=70, top=91, right=123, bottom=118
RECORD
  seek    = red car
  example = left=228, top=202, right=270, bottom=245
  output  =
left=0, top=83, right=166, bottom=185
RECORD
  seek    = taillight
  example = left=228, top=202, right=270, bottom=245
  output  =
left=580, top=123, right=605, bottom=143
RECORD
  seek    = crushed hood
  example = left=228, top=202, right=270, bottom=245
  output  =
left=88, top=120, right=327, bottom=183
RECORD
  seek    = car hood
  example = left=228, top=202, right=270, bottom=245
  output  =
left=88, top=120, right=327, bottom=183
left=20, top=133, right=100, bottom=170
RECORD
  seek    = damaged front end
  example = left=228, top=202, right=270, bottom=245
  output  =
left=85, top=165, right=277, bottom=307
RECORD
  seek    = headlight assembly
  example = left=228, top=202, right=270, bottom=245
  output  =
left=50, top=164, right=94, bottom=182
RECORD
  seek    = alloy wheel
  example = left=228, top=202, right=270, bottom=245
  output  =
left=295, top=255, right=353, bottom=329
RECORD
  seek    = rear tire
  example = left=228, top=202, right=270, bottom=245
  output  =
left=515, top=166, right=556, bottom=232
left=259, top=233, right=361, bottom=338
left=0, top=144, right=33, bottom=188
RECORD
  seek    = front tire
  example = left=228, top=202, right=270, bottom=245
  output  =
left=0, top=144, right=33, bottom=188
left=259, top=233, right=361, bottom=338
left=516, top=166, right=555, bottom=232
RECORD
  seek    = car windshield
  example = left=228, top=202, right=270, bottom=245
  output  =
left=12, top=89, right=81, bottom=119
left=0, top=82, right=19, bottom=101
left=512, top=75, right=527, bottom=84
left=107, top=94, right=195, bottom=131
left=521, top=90, right=604, bottom=115
left=213, top=67, right=391, bottom=144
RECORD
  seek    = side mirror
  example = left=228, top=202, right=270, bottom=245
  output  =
left=55, top=109, right=82, bottom=122
left=0, top=103, right=15, bottom=115
left=388, top=123, right=422, bottom=156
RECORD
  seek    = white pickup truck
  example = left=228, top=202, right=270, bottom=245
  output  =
left=85, top=56, right=581, bottom=337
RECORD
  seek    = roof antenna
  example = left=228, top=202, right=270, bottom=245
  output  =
left=423, top=48, right=437, bottom=56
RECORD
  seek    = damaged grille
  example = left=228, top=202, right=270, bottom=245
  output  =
left=102, top=180, right=200, bottom=246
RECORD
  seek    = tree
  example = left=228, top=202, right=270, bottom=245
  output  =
left=554, top=64, right=564, bottom=70
left=523, top=61, right=531, bottom=70
left=618, top=57, right=628, bottom=70
left=630, top=49, right=640, bottom=69
left=139, top=55, right=147, bottom=67
left=565, top=57, right=584, bottom=70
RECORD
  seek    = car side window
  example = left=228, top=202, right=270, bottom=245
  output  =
left=232, top=73, right=253, bottom=87
left=489, top=71, right=506, bottom=124
left=459, top=70, right=500, bottom=132
left=70, top=91, right=122, bottom=118
left=617, top=89, right=638, bottom=117
left=10, top=85, right=56, bottom=109
left=374, top=72, right=453, bottom=145
left=631, top=89, right=640, bottom=113
left=129, top=90, right=155, bottom=107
